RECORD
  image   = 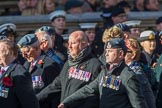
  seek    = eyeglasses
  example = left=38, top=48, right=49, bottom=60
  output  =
left=20, top=46, right=33, bottom=56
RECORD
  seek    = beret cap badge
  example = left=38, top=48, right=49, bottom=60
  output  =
left=17, top=44, right=22, bottom=48
left=106, top=42, right=112, bottom=49
left=148, top=33, right=155, bottom=40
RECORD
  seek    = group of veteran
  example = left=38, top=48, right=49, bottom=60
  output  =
left=0, top=19, right=161, bottom=108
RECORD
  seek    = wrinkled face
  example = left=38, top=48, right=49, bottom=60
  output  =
left=84, top=29, right=95, bottom=43
left=105, top=48, right=123, bottom=64
left=20, top=46, right=38, bottom=62
left=45, top=0, right=55, bottom=13
left=68, top=35, right=82, bottom=58
left=51, top=17, right=66, bottom=30
left=141, top=40, right=156, bottom=52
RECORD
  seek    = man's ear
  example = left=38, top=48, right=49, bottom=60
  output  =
left=118, top=50, right=124, bottom=57
left=44, top=40, right=48, bottom=47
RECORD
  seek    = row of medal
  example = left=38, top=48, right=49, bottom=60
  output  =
left=100, top=75, right=121, bottom=91
left=69, top=67, right=92, bottom=82
left=32, top=76, right=44, bottom=88
left=0, top=86, right=9, bottom=98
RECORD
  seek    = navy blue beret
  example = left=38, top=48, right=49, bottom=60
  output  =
left=17, top=34, right=38, bottom=48
left=105, top=38, right=127, bottom=52
left=35, top=26, right=56, bottom=36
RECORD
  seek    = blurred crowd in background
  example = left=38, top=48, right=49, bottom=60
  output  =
left=0, top=0, right=162, bottom=16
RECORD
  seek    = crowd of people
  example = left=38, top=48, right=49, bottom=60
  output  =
left=0, top=0, right=161, bottom=16
left=0, top=0, right=162, bottom=108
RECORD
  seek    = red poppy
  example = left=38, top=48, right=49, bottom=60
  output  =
left=38, top=60, right=44, bottom=65
left=2, top=77, right=13, bottom=87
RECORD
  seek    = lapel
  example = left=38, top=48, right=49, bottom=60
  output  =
left=5, top=63, right=17, bottom=77
left=0, top=63, right=17, bottom=85
left=30, top=55, right=46, bottom=74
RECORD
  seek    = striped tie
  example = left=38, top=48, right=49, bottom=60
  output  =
left=29, top=62, right=34, bottom=72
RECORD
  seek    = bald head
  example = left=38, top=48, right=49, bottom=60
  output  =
left=68, top=30, right=89, bottom=58
left=69, top=30, right=89, bottom=44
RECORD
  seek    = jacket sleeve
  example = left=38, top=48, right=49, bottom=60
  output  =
left=126, top=75, right=148, bottom=108
left=13, top=67, right=39, bottom=108
left=62, top=72, right=102, bottom=107
left=37, top=74, right=61, bottom=101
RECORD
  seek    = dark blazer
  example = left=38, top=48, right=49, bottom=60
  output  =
left=37, top=53, right=102, bottom=108
left=62, top=61, right=148, bottom=108
left=24, top=54, right=61, bottom=108
left=0, top=59, right=39, bottom=108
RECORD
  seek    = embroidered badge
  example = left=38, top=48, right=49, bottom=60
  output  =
left=68, top=67, right=92, bottom=82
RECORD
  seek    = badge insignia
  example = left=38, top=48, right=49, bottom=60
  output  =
left=106, top=42, right=112, bottom=49
left=148, top=33, right=155, bottom=40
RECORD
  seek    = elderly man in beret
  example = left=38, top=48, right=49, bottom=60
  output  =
left=58, top=38, right=148, bottom=108
left=17, top=34, right=61, bottom=108
left=35, top=26, right=65, bottom=69
left=37, top=30, right=102, bottom=108
left=0, top=38, right=39, bottom=108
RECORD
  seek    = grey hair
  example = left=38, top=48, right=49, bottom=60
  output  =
left=39, top=33, right=53, bottom=48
